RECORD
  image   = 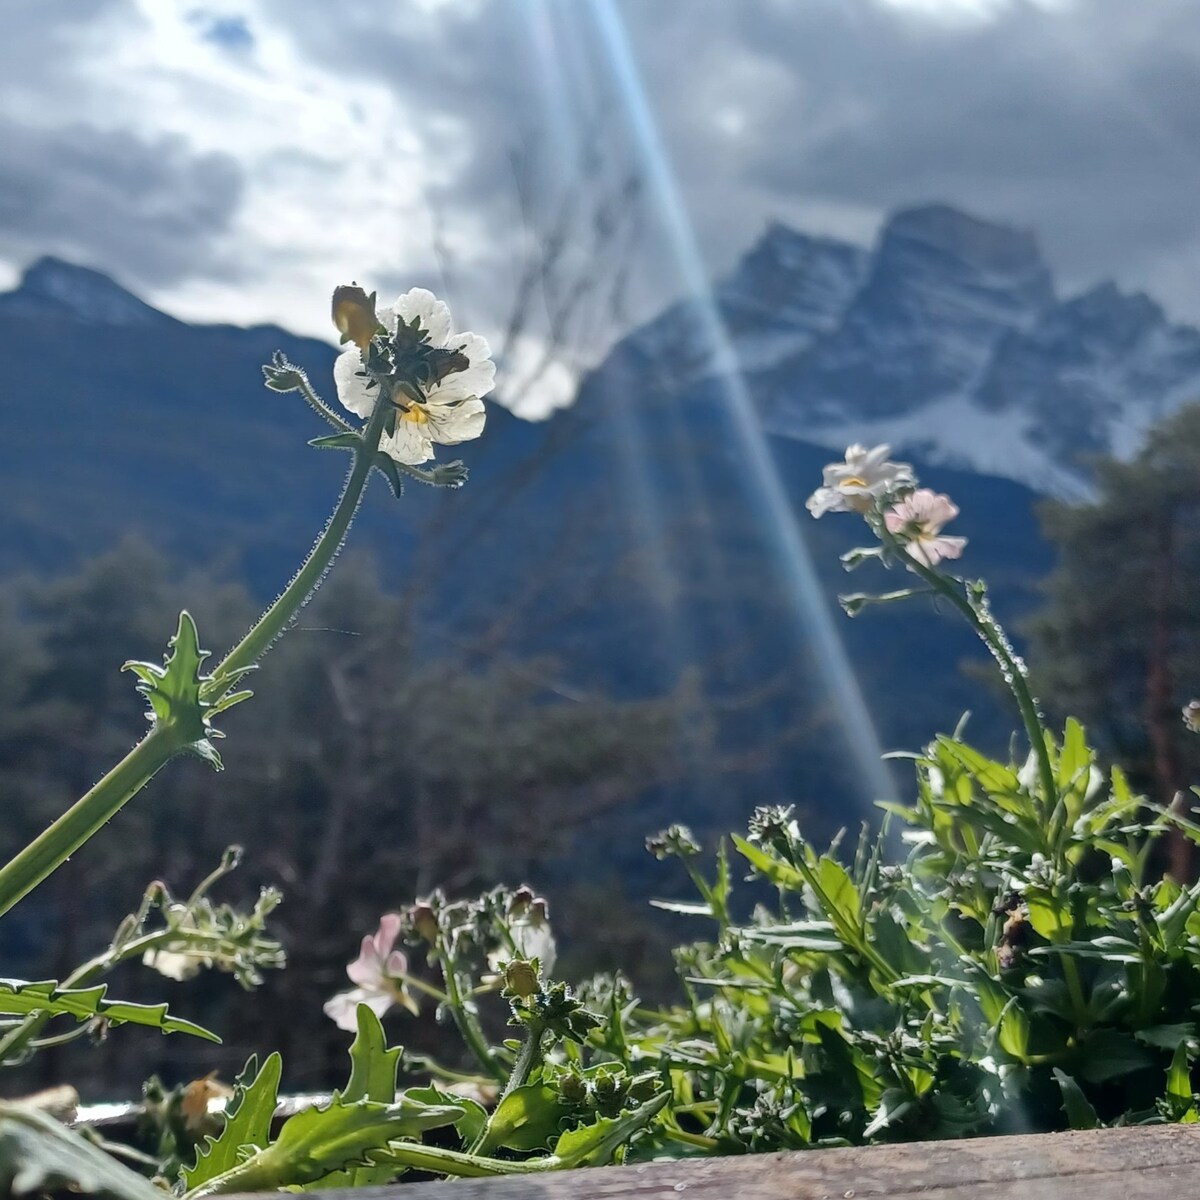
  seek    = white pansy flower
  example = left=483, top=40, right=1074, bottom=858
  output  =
left=806, top=443, right=914, bottom=517
left=323, top=913, right=418, bottom=1032
left=884, top=489, right=967, bottom=567
left=333, top=288, right=494, bottom=466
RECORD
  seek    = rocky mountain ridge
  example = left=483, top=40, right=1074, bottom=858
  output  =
left=630, top=204, right=1200, bottom=497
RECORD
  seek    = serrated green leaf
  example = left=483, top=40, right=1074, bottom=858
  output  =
left=182, top=1052, right=282, bottom=1191
left=202, top=1096, right=463, bottom=1195
left=310, top=1006, right=409, bottom=1190
left=0, top=978, right=217, bottom=1041
left=550, top=1092, right=669, bottom=1167
left=815, top=855, right=860, bottom=928
left=935, top=736, right=1020, bottom=798
left=0, top=1102, right=163, bottom=1200
left=1052, top=1069, right=1099, bottom=1130
left=122, top=611, right=234, bottom=765
left=342, top=1005, right=400, bottom=1105
left=405, top=1085, right=485, bottom=1145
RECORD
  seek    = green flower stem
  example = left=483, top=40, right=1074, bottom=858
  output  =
left=0, top=384, right=393, bottom=926
left=890, top=543, right=1058, bottom=822
left=440, top=959, right=506, bottom=1083
left=472, top=1019, right=546, bottom=1156
left=203, top=387, right=391, bottom=699
left=0, top=723, right=182, bottom=922
left=882, top=537, right=1090, bottom=1030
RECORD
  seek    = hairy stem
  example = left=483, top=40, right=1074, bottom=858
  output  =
left=0, top=724, right=181, bottom=921
left=203, top=390, right=390, bottom=697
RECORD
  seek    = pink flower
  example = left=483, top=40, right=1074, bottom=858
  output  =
left=323, top=914, right=418, bottom=1031
left=884, top=489, right=967, bottom=567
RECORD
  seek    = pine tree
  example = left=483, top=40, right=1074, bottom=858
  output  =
left=1029, top=403, right=1200, bottom=874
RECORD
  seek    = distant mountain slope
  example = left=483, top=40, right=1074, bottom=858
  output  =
left=629, top=204, right=1200, bottom=498
left=0, top=237, right=1067, bottom=861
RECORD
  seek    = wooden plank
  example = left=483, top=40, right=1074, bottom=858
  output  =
left=281, top=1124, right=1200, bottom=1200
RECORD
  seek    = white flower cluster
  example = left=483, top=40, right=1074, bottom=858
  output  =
left=808, top=443, right=967, bottom=567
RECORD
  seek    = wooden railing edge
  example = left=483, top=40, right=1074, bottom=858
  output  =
left=233, top=1123, right=1200, bottom=1199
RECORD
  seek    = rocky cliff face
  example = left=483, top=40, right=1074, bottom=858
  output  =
left=621, top=204, right=1200, bottom=497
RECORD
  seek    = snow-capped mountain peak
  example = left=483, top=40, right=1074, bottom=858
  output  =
left=613, top=204, right=1200, bottom=498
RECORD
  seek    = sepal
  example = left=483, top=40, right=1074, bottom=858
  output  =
left=310, top=433, right=363, bottom=452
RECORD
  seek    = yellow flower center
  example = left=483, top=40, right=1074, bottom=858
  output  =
left=397, top=401, right=429, bottom=424
left=839, top=475, right=868, bottom=489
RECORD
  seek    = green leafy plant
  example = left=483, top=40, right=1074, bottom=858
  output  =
left=542, top=445, right=1200, bottom=1154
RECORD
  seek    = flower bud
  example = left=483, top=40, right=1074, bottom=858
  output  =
left=408, top=902, right=440, bottom=944
left=332, top=284, right=381, bottom=353
left=504, top=958, right=540, bottom=999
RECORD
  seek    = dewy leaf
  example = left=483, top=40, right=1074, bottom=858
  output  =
left=0, top=1102, right=164, bottom=1200
left=0, top=978, right=217, bottom=1041
left=123, top=611, right=235, bottom=769
left=181, top=1052, right=282, bottom=1191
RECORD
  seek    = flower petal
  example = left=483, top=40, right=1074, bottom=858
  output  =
left=347, top=934, right=385, bottom=988
left=433, top=332, right=496, bottom=401
left=379, top=419, right=435, bottom=465
left=323, top=987, right=393, bottom=1032
left=333, top=348, right=377, bottom=420
left=393, top=288, right=452, bottom=346
left=425, top=396, right=486, bottom=446
left=374, top=913, right=403, bottom=957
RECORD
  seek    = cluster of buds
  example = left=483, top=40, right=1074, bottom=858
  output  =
left=555, top=1064, right=660, bottom=1119
left=645, top=824, right=701, bottom=861
left=747, top=803, right=798, bottom=849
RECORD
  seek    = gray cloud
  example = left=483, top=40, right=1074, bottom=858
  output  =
left=4, top=0, right=1200, bottom=333
left=0, top=122, right=243, bottom=288
left=256, top=0, right=1200, bottom=324
left=622, top=0, right=1200, bottom=315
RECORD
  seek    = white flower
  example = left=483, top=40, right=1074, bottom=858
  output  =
left=323, top=913, right=418, bottom=1032
left=806, top=444, right=914, bottom=517
left=333, top=288, right=494, bottom=465
left=143, top=948, right=210, bottom=982
left=884, top=488, right=967, bottom=567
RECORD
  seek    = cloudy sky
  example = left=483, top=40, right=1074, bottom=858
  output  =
left=3, top=0, right=1200, bottom=415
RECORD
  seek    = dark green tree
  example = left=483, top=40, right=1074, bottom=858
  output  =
left=1028, top=403, right=1200, bottom=873
left=0, top=541, right=690, bottom=1095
